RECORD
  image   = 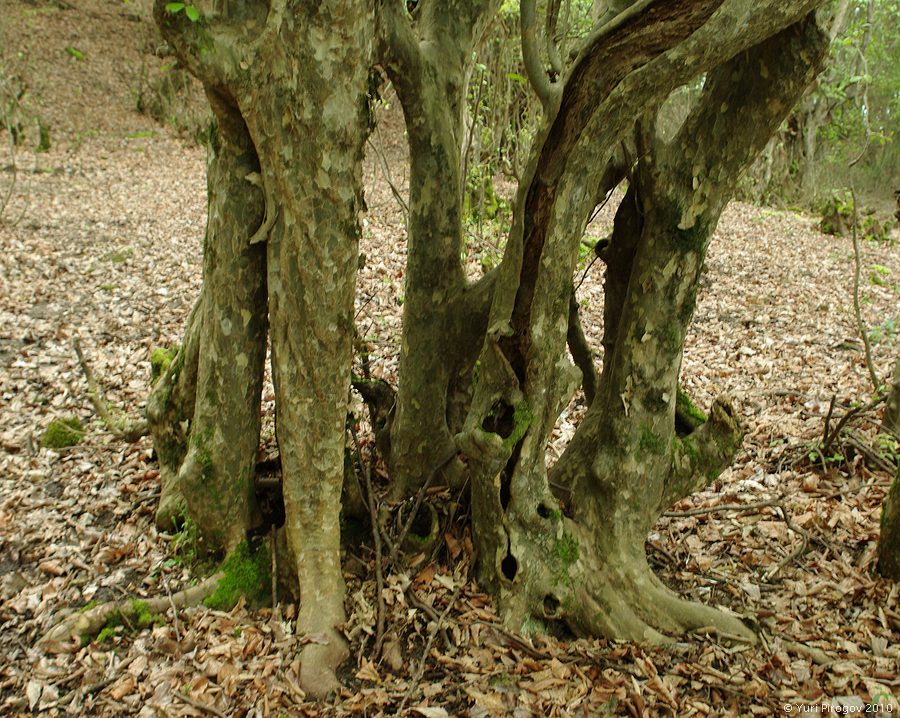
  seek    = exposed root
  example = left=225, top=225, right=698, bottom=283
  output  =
left=38, top=573, right=221, bottom=650
left=299, top=626, right=348, bottom=698
left=640, top=575, right=756, bottom=643
left=156, top=489, right=186, bottom=533
left=572, top=556, right=756, bottom=646
left=73, top=337, right=149, bottom=442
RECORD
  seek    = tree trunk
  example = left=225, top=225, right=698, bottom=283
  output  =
left=378, top=1, right=499, bottom=495
left=883, top=357, right=900, bottom=435
left=146, top=93, right=268, bottom=553
left=462, top=4, right=828, bottom=639
left=878, top=466, right=900, bottom=580
left=154, top=0, right=374, bottom=695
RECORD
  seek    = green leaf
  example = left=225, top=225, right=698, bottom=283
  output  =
left=165, top=2, right=185, bottom=13
left=507, top=72, right=527, bottom=84
left=184, top=5, right=200, bottom=21
left=65, top=46, right=85, bottom=61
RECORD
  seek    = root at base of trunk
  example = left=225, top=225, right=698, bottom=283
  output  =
left=295, top=589, right=349, bottom=698
left=299, top=629, right=349, bottom=698
left=567, top=558, right=757, bottom=646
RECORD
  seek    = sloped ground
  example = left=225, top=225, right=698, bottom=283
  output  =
left=1, top=1, right=898, bottom=715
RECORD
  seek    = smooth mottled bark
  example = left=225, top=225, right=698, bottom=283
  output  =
left=461, top=3, right=828, bottom=639
left=378, top=0, right=499, bottom=494
left=146, top=95, right=268, bottom=551
left=155, top=0, right=374, bottom=695
left=883, top=357, right=900, bottom=435
left=878, top=466, right=900, bottom=580
left=239, top=9, right=372, bottom=693
left=142, top=0, right=838, bottom=695
left=176, top=92, right=268, bottom=553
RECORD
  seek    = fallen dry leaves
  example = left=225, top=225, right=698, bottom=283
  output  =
left=1, top=0, right=898, bottom=715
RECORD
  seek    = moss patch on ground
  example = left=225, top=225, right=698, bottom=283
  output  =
left=91, top=599, right=164, bottom=644
left=41, top=416, right=85, bottom=448
left=204, top=541, right=270, bottom=611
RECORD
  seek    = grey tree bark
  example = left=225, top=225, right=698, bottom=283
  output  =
left=458, top=1, right=829, bottom=638
left=377, top=0, right=500, bottom=496
left=144, top=0, right=833, bottom=694
left=153, top=0, right=374, bottom=695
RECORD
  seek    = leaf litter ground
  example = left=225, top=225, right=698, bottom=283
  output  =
left=1, top=1, right=898, bottom=715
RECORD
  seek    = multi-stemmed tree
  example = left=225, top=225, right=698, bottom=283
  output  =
left=149, top=0, right=829, bottom=695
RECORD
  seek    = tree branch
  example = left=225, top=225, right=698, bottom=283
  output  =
left=663, top=397, right=744, bottom=509
left=39, top=574, right=222, bottom=648
left=73, top=338, right=149, bottom=442
left=152, top=0, right=243, bottom=90
left=376, top=0, right=422, bottom=97
left=567, top=292, right=598, bottom=405
left=521, top=0, right=559, bottom=112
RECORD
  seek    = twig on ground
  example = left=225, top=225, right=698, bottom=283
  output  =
left=764, top=505, right=817, bottom=580
left=849, top=186, right=880, bottom=392
left=843, top=428, right=898, bottom=474
left=73, top=337, right=149, bottom=442
left=390, top=449, right=458, bottom=566
left=664, top=498, right=781, bottom=518
left=162, top=574, right=182, bottom=642
left=57, top=658, right=135, bottom=707
left=821, top=394, right=884, bottom=455
left=174, top=689, right=228, bottom=718
left=404, top=583, right=452, bottom=652
left=349, top=421, right=386, bottom=659
left=663, top=498, right=823, bottom=580
left=781, top=639, right=833, bottom=666
left=397, top=583, right=462, bottom=716
left=476, top=620, right=551, bottom=660
left=822, top=395, right=836, bottom=452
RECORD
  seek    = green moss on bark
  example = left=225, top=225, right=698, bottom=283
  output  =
left=204, top=541, right=270, bottom=610
left=639, top=426, right=665, bottom=455
left=150, top=346, right=179, bottom=385
left=676, top=387, right=707, bottom=424
left=555, top=532, right=580, bottom=566
left=502, top=401, right=534, bottom=450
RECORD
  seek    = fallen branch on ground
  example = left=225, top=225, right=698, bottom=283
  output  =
left=73, top=337, right=149, bottom=442
left=664, top=498, right=828, bottom=580
left=39, top=573, right=221, bottom=649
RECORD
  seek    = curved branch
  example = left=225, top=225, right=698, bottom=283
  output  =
left=521, top=0, right=559, bottom=112
left=152, top=0, right=258, bottom=90
left=567, top=292, right=598, bottom=405
left=376, top=0, right=423, bottom=98
left=664, top=397, right=743, bottom=509
left=73, top=338, right=149, bottom=442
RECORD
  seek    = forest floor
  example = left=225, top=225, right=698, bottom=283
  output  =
left=1, top=1, right=899, bottom=716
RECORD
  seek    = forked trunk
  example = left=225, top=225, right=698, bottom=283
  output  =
left=463, top=8, right=828, bottom=639
left=147, top=93, right=268, bottom=553
left=153, top=0, right=374, bottom=695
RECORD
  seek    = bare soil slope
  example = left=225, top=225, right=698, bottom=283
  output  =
left=1, top=2, right=898, bottom=715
